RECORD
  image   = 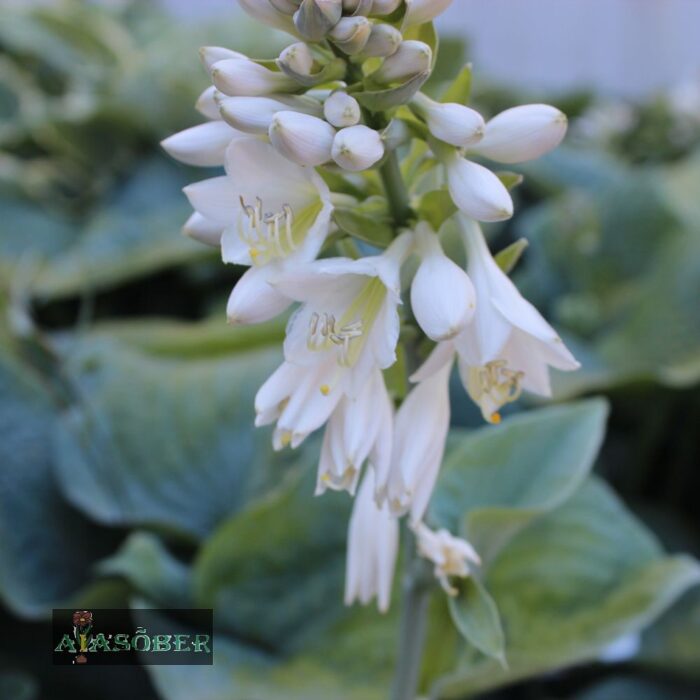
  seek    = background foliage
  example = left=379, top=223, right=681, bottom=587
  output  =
left=0, top=1, right=699, bottom=698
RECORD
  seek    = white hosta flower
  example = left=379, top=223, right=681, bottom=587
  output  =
left=371, top=0, right=401, bottom=14
left=269, top=111, right=336, bottom=166
left=470, top=104, right=568, bottom=164
left=328, top=16, right=371, bottom=54
left=323, top=91, right=361, bottom=127
left=183, top=212, right=223, bottom=248
left=433, top=139, right=513, bottom=222
left=381, top=359, right=451, bottom=524
left=373, top=40, right=432, bottom=85
left=226, top=265, right=293, bottom=325
left=238, top=0, right=300, bottom=35
left=199, top=46, right=246, bottom=73
left=362, top=23, right=402, bottom=58
left=316, top=369, right=393, bottom=495
left=331, top=125, right=384, bottom=171
left=161, top=121, right=242, bottom=167
left=212, top=58, right=298, bottom=97
left=454, top=216, right=579, bottom=422
left=402, top=0, right=453, bottom=28
left=345, top=470, right=398, bottom=613
left=218, top=94, right=322, bottom=134
left=278, top=41, right=315, bottom=77
left=411, top=92, right=485, bottom=148
left=274, top=232, right=413, bottom=394
left=414, top=522, right=480, bottom=596
left=410, top=221, right=476, bottom=341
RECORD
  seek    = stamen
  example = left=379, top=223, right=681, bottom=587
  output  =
left=467, top=361, right=524, bottom=424
left=306, top=312, right=364, bottom=365
left=238, top=195, right=297, bottom=265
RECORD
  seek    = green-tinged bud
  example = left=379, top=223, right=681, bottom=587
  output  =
left=411, top=92, right=485, bottom=147
left=361, top=23, right=401, bottom=57
left=331, top=125, right=385, bottom=171
left=372, top=40, right=432, bottom=85
left=329, top=16, right=371, bottom=55
left=293, top=0, right=343, bottom=41
left=278, top=42, right=315, bottom=76
left=323, top=91, right=361, bottom=127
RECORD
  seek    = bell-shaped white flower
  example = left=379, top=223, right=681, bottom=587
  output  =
left=454, top=216, right=580, bottom=422
left=370, top=0, right=401, bottom=15
left=328, top=16, right=371, bottom=55
left=331, top=125, right=385, bottom=171
left=316, top=369, right=393, bottom=495
left=470, top=104, right=568, bottom=164
left=218, top=94, right=322, bottom=134
left=414, top=522, right=480, bottom=596
left=411, top=92, right=485, bottom=148
left=402, top=0, right=453, bottom=28
left=199, top=46, right=246, bottom=73
left=362, top=23, right=402, bottom=57
left=323, top=91, right=361, bottom=127
left=434, top=139, right=513, bottom=222
left=160, top=121, right=242, bottom=167
left=183, top=212, right=223, bottom=248
left=274, top=232, right=413, bottom=395
left=238, top=0, right=300, bottom=35
left=381, top=359, right=451, bottom=524
left=410, top=221, right=476, bottom=341
left=269, top=110, right=336, bottom=166
left=373, top=40, right=432, bottom=85
left=345, top=470, right=399, bottom=614
left=226, top=265, right=293, bottom=325
left=212, top=57, right=299, bottom=97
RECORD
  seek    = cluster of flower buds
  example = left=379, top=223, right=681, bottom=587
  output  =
left=163, top=0, right=579, bottom=611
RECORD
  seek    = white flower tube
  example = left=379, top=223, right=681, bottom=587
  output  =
left=218, top=94, right=321, bottom=134
left=316, top=369, right=392, bottom=495
left=470, top=104, right=568, bottom=164
left=373, top=40, right=432, bottom=85
left=414, top=522, right=480, bottom=595
left=226, top=265, right=293, bottom=325
left=382, top=359, right=451, bottom=524
left=403, top=0, right=453, bottom=28
left=269, top=110, right=336, bottom=166
left=345, top=470, right=398, bottom=613
left=411, top=92, right=485, bottom=148
left=182, top=212, right=223, bottom=248
left=211, top=58, right=299, bottom=97
left=331, top=125, right=384, bottom=171
left=323, top=91, right=361, bottom=127
left=161, top=121, right=242, bottom=167
left=410, top=222, right=476, bottom=341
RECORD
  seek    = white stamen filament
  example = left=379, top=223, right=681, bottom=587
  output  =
left=238, top=196, right=296, bottom=264
left=307, top=312, right=363, bottom=365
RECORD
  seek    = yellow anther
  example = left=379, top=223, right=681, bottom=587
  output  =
left=250, top=247, right=260, bottom=259
left=280, top=431, right=292, bottom=447
left=490, top=412, right=502, bottom=424
left=320, top=384, right=331, bottom=396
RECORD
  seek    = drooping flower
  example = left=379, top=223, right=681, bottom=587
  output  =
left=410, top=221, right=476, bottom=341
left=345, top=470, right=399, bottom=613
left=316, top=368, right=393, bottom=495
left=380, top=358, right=451, bottom=524
left=414, top=522, right=480, bottom=595
left=184, top=137, right=333, bottom=324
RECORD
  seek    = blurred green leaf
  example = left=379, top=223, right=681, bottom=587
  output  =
left=494, top=237, right=528, bottom=274
left=333, top=197, right=394, bottom=248
left=439, top=64, right=472, bottom=106
left=416, top=189, right=457, bottom=231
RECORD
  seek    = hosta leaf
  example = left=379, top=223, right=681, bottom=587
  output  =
left=494, top=237, right=528, bottom=274
left=333, top=197, right=394, bottom=248
left=415, top=189, right=457, bottom=231
left=439, top=64, right=472, bottom=105
left=356, top=71, right=431, bottom=112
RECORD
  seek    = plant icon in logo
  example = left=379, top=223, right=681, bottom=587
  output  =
left=72, top=610, right=93, bottom=664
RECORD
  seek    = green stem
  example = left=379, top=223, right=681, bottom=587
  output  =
left=379, top=149, right=412, bottom=228
left=391, top=528, right=432, bottom=700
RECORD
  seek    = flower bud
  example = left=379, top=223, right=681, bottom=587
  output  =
left=269, top=0, right=301, bottom=13
left=470, top=104, right=568, bottom=164
left=373, top=40, right=432, bottom=85
left=199, top=46, right=246, bottom=73
left=444, top=150, right=513, bottom=222
left=183, top=212, right=223, bottom=248
left=412, top=92, right=485, bottom=147
left=227, top=267, right=292, bottom=325
left=362, top=23, right=402, bottom=57
left=402, top=0, right=453, bottom=28
left=278, top=42, right=315, bottom=77
left=371, top=0, right=401, bottom=15
left=195, top=85, right=221, bottom=120
left=211, top=58, right=298, bottom=96
left=293, top=0, right=343, bottom=41
left=239, top=0, right=299, bottom=35
left=269, top=110, right=336, bottom=166
left=329, top=16, right=371, bottom=55
left=343, top=0, right=373, bottom=14
left=410, top=222, right=476, bottom=341
left=218, top=94, right=322, bottom=134
left=160, top=121, right=238, bottom=167
left=323, top=91, right=361, bottom=127
left=331, top=125, right=384, bottom=171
